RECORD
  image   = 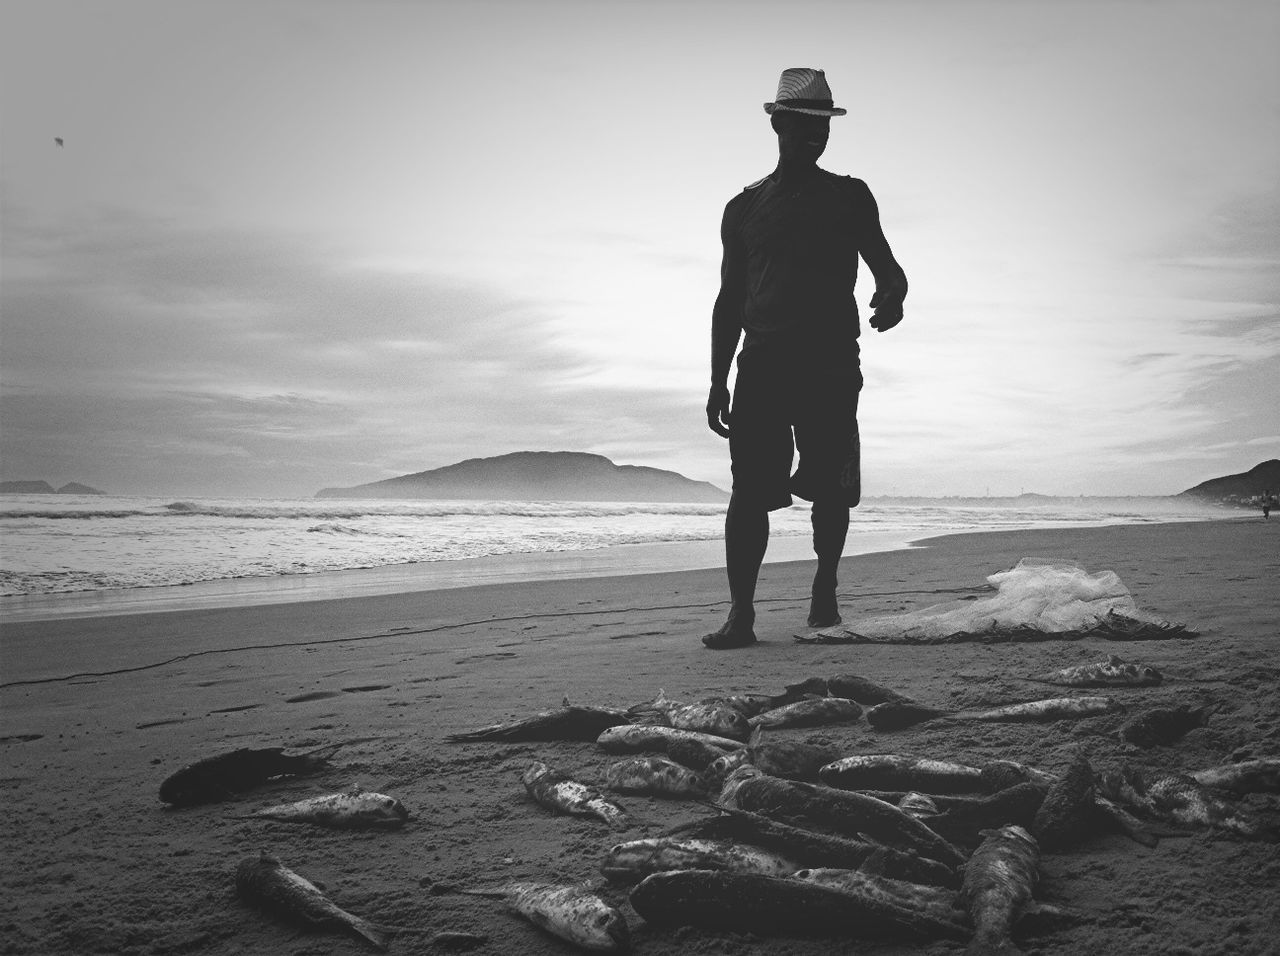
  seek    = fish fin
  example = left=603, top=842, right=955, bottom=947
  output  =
left=348, top=916, right=393, bottom=951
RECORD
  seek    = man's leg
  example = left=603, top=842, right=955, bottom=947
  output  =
left=808, top=496, right=849, bottom=627
left=703, top=492, right=769, bottom=648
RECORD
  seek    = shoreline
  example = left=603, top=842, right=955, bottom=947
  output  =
left=0, top=511, right=1237, bottom=624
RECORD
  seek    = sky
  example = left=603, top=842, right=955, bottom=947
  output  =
left=2, top=0, right=1277, bottom=499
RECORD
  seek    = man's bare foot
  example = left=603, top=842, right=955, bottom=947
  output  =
left=702, top=611, right=757, bottom=649
left=807, top=593, right=841, bottom=628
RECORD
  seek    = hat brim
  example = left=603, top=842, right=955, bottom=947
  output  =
left=764, top=102, right=847, bottom=117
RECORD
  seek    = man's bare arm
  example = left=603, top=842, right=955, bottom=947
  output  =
left=858, top=186, right=908, bottom=332
left=707, top=203, right=745, bottom=438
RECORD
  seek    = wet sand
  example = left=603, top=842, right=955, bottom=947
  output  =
left=2, top=518, right=1277, bottom=955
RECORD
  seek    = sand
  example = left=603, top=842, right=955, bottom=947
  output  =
left=2, top=518, right=1277, bottom=955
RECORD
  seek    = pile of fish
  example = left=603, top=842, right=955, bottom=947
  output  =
left=157, top=657, right=1278, bottom=953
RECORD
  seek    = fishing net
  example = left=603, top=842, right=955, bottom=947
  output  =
left=799, top=558, right=1194, bottom=645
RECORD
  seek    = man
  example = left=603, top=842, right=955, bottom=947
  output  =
left=702, top=67, right=907, bottom=650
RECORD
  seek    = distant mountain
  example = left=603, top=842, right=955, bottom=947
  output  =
left=316, top=451, right=729, bottom=503
left=0, top=480, right=105, bottom=495
left=1177, top=459, right=1280, bottom=504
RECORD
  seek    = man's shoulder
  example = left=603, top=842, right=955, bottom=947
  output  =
left=819, top=169, right=871, bottom=195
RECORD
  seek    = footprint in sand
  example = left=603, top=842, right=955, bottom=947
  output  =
left=285, top=690, right=343, bottom=703
left=455, top=651, right=518, bottom=664
left=135, top=717, right=196, bottom=729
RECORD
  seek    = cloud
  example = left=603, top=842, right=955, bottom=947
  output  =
left=1, top=208, right=717, bottom=496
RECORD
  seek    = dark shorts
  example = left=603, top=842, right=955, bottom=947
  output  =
left=729, top=345, right=863, bottom=511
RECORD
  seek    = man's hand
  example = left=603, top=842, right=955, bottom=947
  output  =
left=706, top=383, right=731, bottom=438
left=868, top=283, right=905, bottom=332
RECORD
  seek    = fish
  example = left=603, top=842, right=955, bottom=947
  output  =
left=702, top=749, right=753, bottom=792
left=748, top=697, right=863, bottom=729
left=235, top=852, right=391, bottom=951
left=819, top=754, right=988, bottom=794
left=951, top=697, right=1123, bottom=723
left=601, top=837, right=799, bottom=881
left=605, top=756, right=706, bottom=798
left=1191, top=757, right=1280, bottom=794
left=827, top=674, right=915, bottom=705
left=924, top=783, right=1048, bottom=848
left=446, top=702, right=632, bottom=742
left=596, top=724, right=744, bottom=755
left=630, top=869, right=963, bottom=940
left=1030, top=752, right=1095, bottom=850
left=898, top=792, right=940, bottom=819
left=778, top=674, right=911, bottom=707
left=522, top=761, right=628, bottom=829
left=960, top=825, right=1040, bottom=956
left=1026, top=655, right=1162, bottom=687
left=866, top=699, right=950, bottom=730
left=665, top=805, right=959, bottom=887
left=791, top=865, right=967, bottom=935
left=727, top=772, right=968, bottom=867
left=448, top=882, right=629, bottom=952
left=237, top=785, right=409, bottom=829
left=745, top=731, right=842, bottom=781
left=628, top=691, right=752, bottom=740
left=662, top=737, right=725, bottom=772
left=160, top=743, right=342, bottom=807
left=980, top=759, right=1059, bottom=791
left=1097, top=765, right=1277, bottom=840
left=1117, top=704, right=1212, bottom=748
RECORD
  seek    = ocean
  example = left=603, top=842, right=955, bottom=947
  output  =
left=0, top=493, right=1231, bottom=620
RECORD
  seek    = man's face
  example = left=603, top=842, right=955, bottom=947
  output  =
left=775, top=110, right=830, bottom=165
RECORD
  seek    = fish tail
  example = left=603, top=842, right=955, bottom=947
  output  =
left=347, top=916, right=393, bottom=951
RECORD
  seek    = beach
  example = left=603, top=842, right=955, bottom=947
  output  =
left=2, top=517, right=1277, bottom=955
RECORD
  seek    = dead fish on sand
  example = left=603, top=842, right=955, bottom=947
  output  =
left=627, top=690, right=751, bottom=741
left=950, top=697, right=1123, bottom=724
left=442, top=882, right=629, bottom=952
left=630, top=868, right=964, bottom=940
left=791, top=863, right=967, bottom=937
left=1097, top=765, right=1277, bottom=841
left=1191, top=757, right=1280, bottom=795
left=601, top=836, right=798, bottom=881
left=1116, top=704, right=1212, bottom=748
left=1027, top=655, right=1161, bottom=688
left=236, top=852, right=391, bottom=951
left=898, top=792, right=941, bottom=819
left=703, top=749, right=753, bottom=791
left=523, top=761, right=628, bottom=829
left=446, top=702, right=631, bottom=742
left=666, top=805, right=958, bottom=887
left=1030, top=752, right=1095, bottom=851
left=605, top=756, right=705, bottom=798
left=236, top=785, right=409, bottom=829
left=596, top=724, right=743, bottom=755
left=961, top=825, right=1040, bottom=956
left=726, top=772, right=968, bottom=867
left=819, top=754, right=988, bottom=794
left=867, top=699, right=950, bottom=730
left=161, top=743, right=343, bottom=807
left=746, top=730, right=842, bottom=781
left=749, top=697, right=862, bottom=729
left=925, top=783, right=1048, bottom=848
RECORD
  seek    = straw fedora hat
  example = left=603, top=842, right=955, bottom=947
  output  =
left=763, top=67, right=847, bottom=117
